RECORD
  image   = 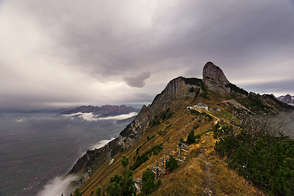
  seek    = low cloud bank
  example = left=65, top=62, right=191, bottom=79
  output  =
left=90, top=137, right=115, bottom=150
left=36, top=175, right=78, bottom=196
left=63, top=112, right=137, bottom=121
left=97, top=112, right=138, bottom=120
left=15, top=117, right=27, bottom=123
left=37, top=138, right=117, bottom=196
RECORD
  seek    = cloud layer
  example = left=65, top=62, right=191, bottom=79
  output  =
left=63, top=112, right=138, bottom=121
left=0, top=0, right=294, bottom=110
left=36, top=175, right=78, bottom=196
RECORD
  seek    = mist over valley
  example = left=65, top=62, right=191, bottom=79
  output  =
left=0, top=108, right=137, bottom=196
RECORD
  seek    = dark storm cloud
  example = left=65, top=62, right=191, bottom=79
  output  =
left=58, top=1, right=293, bottom=75
left=0, top=0, right=294, bottom=110
left=124, top=71, right=151, bottom=88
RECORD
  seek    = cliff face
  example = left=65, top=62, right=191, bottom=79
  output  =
left=69, top=138, right=121, bottom=174
left=203, top=62, right=229, bottom=93
left=117, top=76, right=202, bottom=150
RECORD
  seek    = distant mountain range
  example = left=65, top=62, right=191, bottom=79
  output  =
left=60, top=105, right=139, bottom=117
left=277, top=94, right=294, bottom=106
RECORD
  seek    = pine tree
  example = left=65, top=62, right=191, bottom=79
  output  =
left=73, top=188, right=81, bottom=196
left=105, top=154, right=135, bottom=196
left=95, top=186, right=102, bottom=196
left=165, top=155, right=179, bottom=171
left=186, top=129, right=195, bottom=144
left=142, top=168, right=155, bottom=195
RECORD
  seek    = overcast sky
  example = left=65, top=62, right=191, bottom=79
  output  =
left=0, top=0, right=294, bottom=110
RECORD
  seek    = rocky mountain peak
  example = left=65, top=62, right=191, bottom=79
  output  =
left=277, top=94, right=294, bottom=106
left=203, top=62, right=229, bottom=89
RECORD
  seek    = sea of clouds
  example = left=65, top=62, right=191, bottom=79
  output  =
left=63, top=112, right=137, bottom=121
left=36, top=175, right=78, bottom=196
left=36, top=137, right=116, bottom=196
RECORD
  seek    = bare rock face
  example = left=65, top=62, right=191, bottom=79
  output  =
left=118, top=63, right=231, bottom=150
left=277, top=94, right=294, bottom=106
left=203, top=62, right=229, bottom=93
left=118, top=76, right=202, bottom=150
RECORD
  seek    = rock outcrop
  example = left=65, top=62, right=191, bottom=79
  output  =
left=203, top=62, right=229, bottom=93
left=277, top=94, right=294, bottom=106
left=118, top=76, right=202, bottom=150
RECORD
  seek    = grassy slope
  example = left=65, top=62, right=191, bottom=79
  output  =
left=80, top=95, right=266, bottom=196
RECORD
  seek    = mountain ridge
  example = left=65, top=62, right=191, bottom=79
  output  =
left=68, top=62, right=294, bottom=195
left=277, top=94, right=294, bottom=106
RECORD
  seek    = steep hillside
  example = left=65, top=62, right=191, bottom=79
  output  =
left=70, top=62, right=293, bottom=196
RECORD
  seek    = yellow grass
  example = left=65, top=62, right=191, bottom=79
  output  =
left=80, top=98, right=266, bottom=196
left=151, top=158, right=205, bottom=196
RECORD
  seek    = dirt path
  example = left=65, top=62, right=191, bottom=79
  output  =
left=199, top=137, right=215, bottom=196
left=204, top=158, right=214, bottom=196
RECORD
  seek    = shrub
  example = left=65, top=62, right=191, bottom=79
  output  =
left=213, top=113, right=294, bottom=195
left=73, top=188, right=81, bottom=196
left=105, top=155, right=135, bottom=196
left=190, top=109, right=200, bottom=115
left=186, top=130, right=196, bottom=144
left=130, top=144, right=163, bottom=170
left=142, top=168, right=156, bottom=195
left=165, top=155, right=179, bottom=171
left=225, top=83, right=248, bottom=95
left=95, top=186, right=101, bottom=196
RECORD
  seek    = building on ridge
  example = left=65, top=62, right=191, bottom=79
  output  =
left=194, top=102, right=208, bottom=110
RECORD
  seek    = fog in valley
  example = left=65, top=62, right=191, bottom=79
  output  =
left=0, top=111, right=136, bottom=196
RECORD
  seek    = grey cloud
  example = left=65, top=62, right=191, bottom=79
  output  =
left=241, top=79, right=294, bottom=96
left=124, top=71, right=151, bottom=88
left=1, top=0, right=294, bottom=110
left=19, top=0, right=294, bottom=78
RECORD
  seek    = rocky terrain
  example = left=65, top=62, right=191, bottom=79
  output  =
left=68, top=62, right=294, bottom=196
left=277, top=94, right=294, bottom=106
